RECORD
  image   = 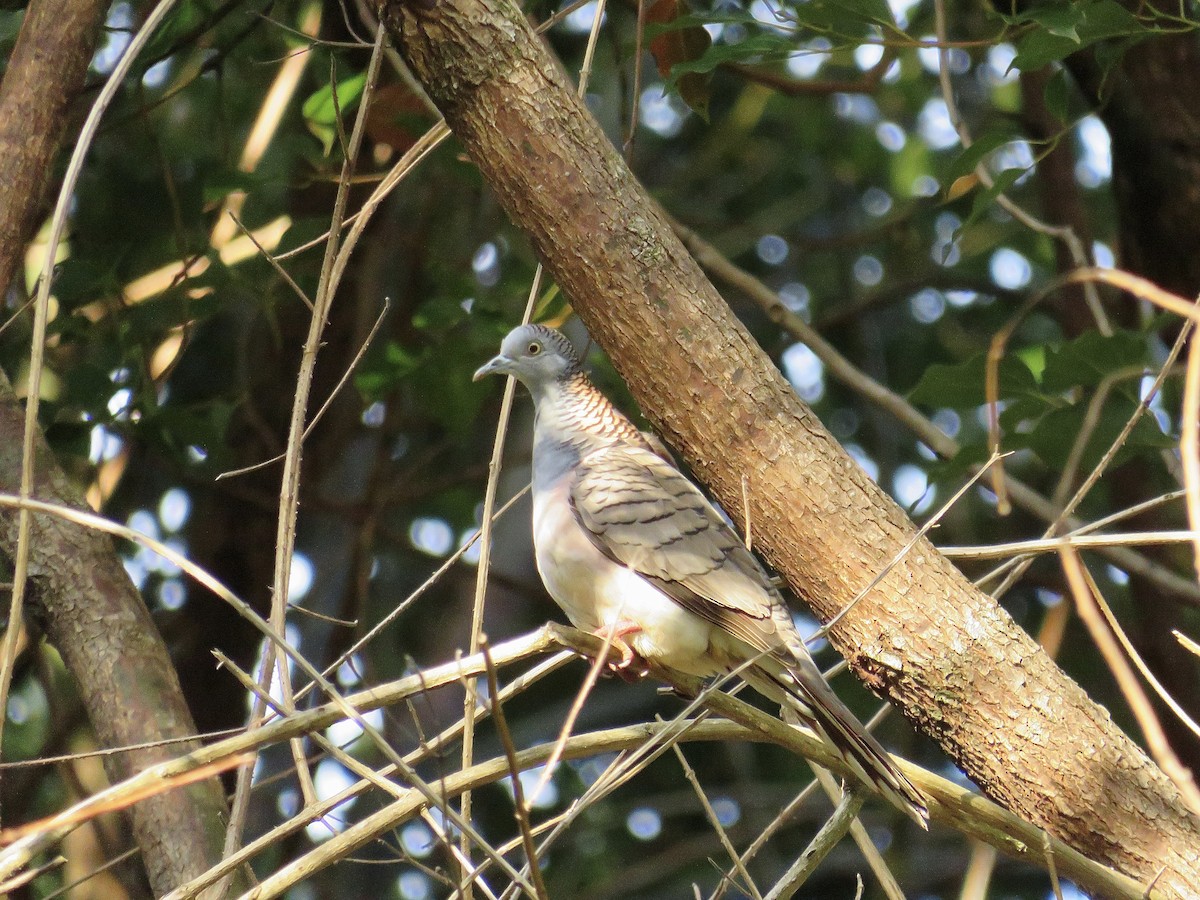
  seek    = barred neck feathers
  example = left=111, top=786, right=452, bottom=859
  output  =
left=540, top=371, right=647, bottom=445
left=532, top=372, right=652, bottom=485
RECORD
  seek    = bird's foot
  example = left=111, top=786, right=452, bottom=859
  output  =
left=592, top=623, right=650, bottom=680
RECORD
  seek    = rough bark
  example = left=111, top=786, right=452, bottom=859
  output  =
left=382, top=0, right=1200, bottom=894
left=0, top=5, right=238, bottom=891
left=0, top=370, right=240, bottom=894
left=0, top=0, right=109, bottom=298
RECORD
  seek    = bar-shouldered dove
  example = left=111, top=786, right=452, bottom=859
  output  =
left=475, top=323, right=928, bottom=826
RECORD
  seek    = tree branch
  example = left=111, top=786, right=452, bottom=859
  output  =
left=382, top=0, right=1200, bottom=894
left=0, top=369, right=237, bottom=893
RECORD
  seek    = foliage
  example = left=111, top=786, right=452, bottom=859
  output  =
left=3, top=0, right=1200, bottom=897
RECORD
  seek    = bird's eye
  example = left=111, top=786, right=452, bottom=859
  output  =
left=527, top=341, right=542, bottom=355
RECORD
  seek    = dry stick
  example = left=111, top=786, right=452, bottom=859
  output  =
left=216, top=650, right=417, bottom=806
left=167, top=647, right=576, bottom=900
left=213, top=651, right=538, bottom=900
left=1, top=624, right=561, bottom=890
left=1059, top=550, right=1200, bottom=814
left=481, top=640, right=550, bottom=900
left=1183, top=325, right=1200, bottom=583
left=984, top=296, right=1195, bottom=599
left=763, top=788, right=865, bottom=900
left=676, top=219, right=1200, bottom=605
left=216, top=296, right=391, bottom=481
left=524, top=659, right=903, bottom=900
left=812, top=758, right=907, bottom=900
left=1177, top=630, right=1200, bottom=659
left=1044, top=829, right=1065, bottom=900
left=962, top=585, right=1095, bottom=900
left=220, top=649, right=517, bottom=889
left=959, top=842, right=999, bottom=900
left=0, top=0, right=184, bottom=825
left=41, top=848, right=137, bottom=900
left=943, top=530, right=1200, bottom=559
left=932, top=0, right=1110, bottom=337
left=1, top=624, right=1158, bottom=900
left=509, top=669, right=769, bottom=897
left=1077, top=560, right=1200, bottom=740
left=526, top=614, right=630, bottom=805
left=1079, top=489, right=1188, bottom=535
left=426, top=815, right=503, bottom=900
left=0, top=855, right=63, bottom=895
left=459, top=269, right=541, bottom=897
left=670, top=740, right=763, bottom=900
left=226, top=24, right=387, bottom=863
left=623, top=0, right=646, bottom=160
left=709, top=779, right=822, bottom=900
left=280, top=19, right=385, bottom=796
left=227, top=211, right=314, bottom=310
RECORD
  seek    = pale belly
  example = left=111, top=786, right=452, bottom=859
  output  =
left=532, top=486, right=716, bottom=676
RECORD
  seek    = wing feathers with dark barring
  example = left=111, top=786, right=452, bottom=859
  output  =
left=569, top=443, right=929, bottom=827
left=568, top=444, right=786, bottom=649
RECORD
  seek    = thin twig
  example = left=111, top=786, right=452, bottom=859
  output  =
left=1044, top=830, right=1064, bottom=900
left=481, top=639, right=550, bottom=900
left=460, top=266, right=543, bottom=891
left=941, top=530, right=1200, bottom=559
left=1183, top=323, right=1200, bottom=583
left=671, top=740, right=763, bottom=900
left=216, top=297, right=391, bottom=480
left=0, top=0, right=185, bottom=827
left=1058, top=549, right=1200, bottom=813
left=763, top=787, right=865, bottom=900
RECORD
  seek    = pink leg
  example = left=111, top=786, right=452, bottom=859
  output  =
left=592, top=621, right=649, bottom=679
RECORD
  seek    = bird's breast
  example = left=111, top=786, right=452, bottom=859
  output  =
left=532, top=483, right=715, bottom=675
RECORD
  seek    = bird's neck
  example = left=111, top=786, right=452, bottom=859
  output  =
left=531, top=373, right=645, bottom=485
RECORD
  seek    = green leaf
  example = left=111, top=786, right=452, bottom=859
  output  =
left=660, top=33, right=796, bottom=89
left=910, top=352, right=1039, bottom=408
left=1040, top=329, right=1150, bottom=392
left=1008, top=1, right=1147, bottom=72
left=961, top=167, right=1023, bottom=230
left=998, top=394, right=1064, bottom=432
left=946, top=128, right=1017, bottom=181
left=827, top=0, right=893, bottom=26
left=646, top=0, right=713, bottom=119
left=1043, top=67, right=1072, bottom=123
left=303, top=72, right=367, bottom=154
left=356, top=341, right=427, bottom=402
left=1023, top=396, right=1174, bottom=471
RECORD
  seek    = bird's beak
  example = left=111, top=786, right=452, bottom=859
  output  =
left=473, top=354, right=512, bottom=382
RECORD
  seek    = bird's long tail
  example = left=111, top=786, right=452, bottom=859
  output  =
left=744, top=654, right=929, bottom=828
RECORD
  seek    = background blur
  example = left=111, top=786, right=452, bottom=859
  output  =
left=3, top=0, right=1199, bottom=897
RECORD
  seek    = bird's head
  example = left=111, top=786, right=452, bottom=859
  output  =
left=473, top=323, right=582, bottom=389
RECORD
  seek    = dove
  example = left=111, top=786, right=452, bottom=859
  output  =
left=474, top=323, right=928, bottom=826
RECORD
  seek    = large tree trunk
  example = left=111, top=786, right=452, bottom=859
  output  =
left=0, top=2, right=237, bottom=892
left=382, top=0, right=1200, bottom=894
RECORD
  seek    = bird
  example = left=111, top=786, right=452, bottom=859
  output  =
left=474, top=323, right=928, bottom=826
